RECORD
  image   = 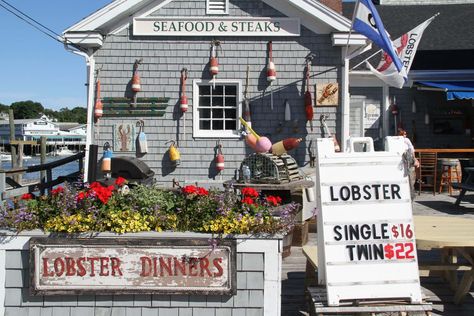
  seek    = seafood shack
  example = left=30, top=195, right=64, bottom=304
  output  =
left=61, top=0, right=365, bottom=186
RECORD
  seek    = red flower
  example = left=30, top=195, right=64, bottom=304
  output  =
left=89, top=182, right=101, bottom=189
left=266, top=195, right=282, bottom=206
left=89, top=183, right=114, bottom=204
left=21, top=193, right=33, bottom=200
left=115, top=176, right=126, bottom=186
left=51, top=186, right=64, bottom=195
left=196, top=187, right=209, bottom=196
left=242, top=196, right=255, bottom=205
left=76, top=191, right=86, bottom=202
left=241, top=187, right=258, bottom=198
left=182, top=185, right=198, bottom=195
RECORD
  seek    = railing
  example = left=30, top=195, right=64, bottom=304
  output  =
left=0, top=151, right=85, bottom=200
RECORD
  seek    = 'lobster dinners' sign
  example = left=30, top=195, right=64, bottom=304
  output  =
left=30, top=238, right=236, bottom=295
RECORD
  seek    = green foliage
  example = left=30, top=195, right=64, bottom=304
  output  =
left=11, top=100, right=44, bottom=119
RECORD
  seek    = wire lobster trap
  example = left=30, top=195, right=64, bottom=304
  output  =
left=239, top=152, right=303, bottom=184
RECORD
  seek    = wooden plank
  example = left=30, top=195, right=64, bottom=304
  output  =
left=416, top=149, right=474, bottom=153
left=103, top=103, right=168, bottom=109
left=303, top=246, right=318, bottom=269
left=102, top=97, right=169, bottom=103
left=9, top=140, right=39, bottom=145
left=102, top=111, right=166, bottom=117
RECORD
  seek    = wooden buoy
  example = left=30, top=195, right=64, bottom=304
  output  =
left=180, top=68, right=188, bottom=112
left=215, top=141, right=224, bottom=172
left=271, top=138, right=302, bottom=156
left=239, top=117, right=272, bottom=153
left=305, top=59, right=314, bottom=131
left=168, top=141, right=181, bottom=166
left=266, top=41, right=276, bottom=83
left=94, top=79, right=103, bottom=122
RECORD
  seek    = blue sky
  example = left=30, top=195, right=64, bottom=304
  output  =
left=0, top=0, right=111, bottom=110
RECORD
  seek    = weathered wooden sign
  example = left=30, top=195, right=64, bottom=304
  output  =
left=133, top=17, right=300, bottom=37
left=30, top=238, right=236, bottom=295
left=315, top=137, right=422, bottom=306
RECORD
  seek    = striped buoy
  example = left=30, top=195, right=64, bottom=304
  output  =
left=131, top=59, right=142, bottom=93
left=266, top=41, right=276, bottom=83
left=94, top=79, right=103, bottom=122
left=215, top=142, right=224, bottom=172
left=180, top=68, right=188, bottom=112
left=210, top=41, right=219, bottom=77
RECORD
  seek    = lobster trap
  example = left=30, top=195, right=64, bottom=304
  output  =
left=239, top=153, right=303, bottom=184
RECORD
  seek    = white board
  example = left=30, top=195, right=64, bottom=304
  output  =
left=316, top=137, right=422, bottom=306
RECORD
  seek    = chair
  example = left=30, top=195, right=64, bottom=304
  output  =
left=438, top=159, right=461, bottom=195
left=417, top=152, right=437, bottom=195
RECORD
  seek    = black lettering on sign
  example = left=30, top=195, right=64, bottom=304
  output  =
left=346, top=243, right=385, bottom=261
left=328, top=184, right=403, bottom=202
left=333, top=226, right=342, bottom=241
left=336, top=224, right=391, bottom=241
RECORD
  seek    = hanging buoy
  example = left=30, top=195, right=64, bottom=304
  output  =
left=180, top=68, right=188, bottom=112
left=243, top=65, right=252, bottom=127
left=305, top=57, right=314, bottom=131
left=215, top=140, right=224, bottom=172
left=101, top=142, right=113, bottom=178
left=131, top=59, right=143, bottom=93
left=242, top=131, right=258, bottom=150
left=168, top=141, right=181, bottom=166
left=209, top=40, right=220, bottom=88
left=239, top=117, right=272, bottom=153
left=94, top=78, right=103, bottom=122
left=271, top=138, right=302, bottom=156
left=136, top=120, right=148, bottom=155
left=266, top=41, right=276, bottom=83
left=284, top=99, right=291, bottom=122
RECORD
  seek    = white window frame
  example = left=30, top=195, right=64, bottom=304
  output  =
left=193, top=79, right=242, bottom=139
left=206, top=0, right=229, bottom=15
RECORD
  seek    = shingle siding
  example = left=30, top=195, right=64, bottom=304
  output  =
left=94, top=0, right=341, bottom=186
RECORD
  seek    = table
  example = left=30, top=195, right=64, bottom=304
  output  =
left=414, top=215, right=474, bottom=304
left=453, top=167, right=474, bottom=206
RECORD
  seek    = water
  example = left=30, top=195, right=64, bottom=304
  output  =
left=0, top=156, right=82, bottom=183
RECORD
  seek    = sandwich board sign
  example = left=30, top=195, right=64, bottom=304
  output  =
left=315, top=137, right=422, bottom=306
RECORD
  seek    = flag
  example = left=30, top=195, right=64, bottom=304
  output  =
left=366, top=16, right=436, bottom=88
left=352, top=0, right=403, bottom=73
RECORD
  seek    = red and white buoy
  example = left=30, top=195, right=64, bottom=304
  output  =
left=131, top=59, right=142, bottom=93
left=209, top=40, right=220, bottom=88
left=266, top=41, right=276, bottom=83
left=305, top=58, right=314, bottom=131
left=215, top=141, right=224, bottom=172
left=94, top=77, right=103, bottom=123
left=180, top=68, right=188, bottom=112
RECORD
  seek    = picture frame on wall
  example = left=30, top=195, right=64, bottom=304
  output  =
left=113, top=123, right=136, bottom=152
left=315, top=83, right=339, bottom=106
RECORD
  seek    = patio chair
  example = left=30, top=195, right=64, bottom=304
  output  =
left=417, top=152, right=437, bottom=195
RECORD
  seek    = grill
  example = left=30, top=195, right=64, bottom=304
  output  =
left=98, top=156, right=155, bottom=186
left=239, top=153, right=303, bottom=184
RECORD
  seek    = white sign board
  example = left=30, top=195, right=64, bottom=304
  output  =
left=133, top=17, right=300, bottom=37
left=315, top=137, right=422, bottom=306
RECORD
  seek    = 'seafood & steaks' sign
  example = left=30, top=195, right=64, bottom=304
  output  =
left=30, top=238, right=236, bottom=295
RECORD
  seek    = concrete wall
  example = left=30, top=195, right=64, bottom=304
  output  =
left=93, top=0, right=341, bottom=186
left=0, top=233, right=282, bottom=316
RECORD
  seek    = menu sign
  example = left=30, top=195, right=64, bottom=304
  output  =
left=315, top=137, right=422, bottom=306
left=30, top=238, right=236, bottom=295
left=133, top=17, right=300, bottom=37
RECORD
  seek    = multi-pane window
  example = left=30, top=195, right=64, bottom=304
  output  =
left=193, top=80, right=241, bottom=138
left=206, top=0, right=228, bottom=15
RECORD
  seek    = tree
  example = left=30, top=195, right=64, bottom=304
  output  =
left=11, top=101, right=44, bottom=119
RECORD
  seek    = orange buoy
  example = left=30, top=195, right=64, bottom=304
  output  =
left=180, top=68, right=188, bottom=112
left=94, top=79, right=103, bottom=122
left=266, top=41, right=276, bottom=83
left=131, top=59, right=142, bottom=93
left=305, top=59, right=314, bottom=131
left=210, top=40, right=220, bottom=78
left=271, top=138, right=302, bottom=156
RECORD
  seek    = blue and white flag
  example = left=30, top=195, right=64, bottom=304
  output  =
left=352, top=0, right=403, bottom=73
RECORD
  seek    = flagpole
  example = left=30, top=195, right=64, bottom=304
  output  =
left=344, top=0, right=361, bottom=59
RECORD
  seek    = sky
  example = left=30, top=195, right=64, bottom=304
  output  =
left=0, top=0, right=112, bottom=110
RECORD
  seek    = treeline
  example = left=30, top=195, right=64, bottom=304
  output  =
left=0, top=101, right=87, bottom=124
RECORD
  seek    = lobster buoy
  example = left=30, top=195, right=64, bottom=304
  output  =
left=271, top=138, right=302, bottom=156
left=180, top=68, right=188, bottom=112
left=94, top=79, right=103, bottom=122
left=168, top=141, right=181, bottom=166
left=131, top=73, right=141, bottom=93
left=391, top=97, right=399, bottom=115
left=239, top=117, right=272, bottom=153
left=304, top=59, right=314, bottom=131
left=101, top=142, right=113, bottom=177
left=215, top=142, right=224, bottom=172
left=266, top=41, right=276, bottom=83
left=210, top=40, right=219, bottom=77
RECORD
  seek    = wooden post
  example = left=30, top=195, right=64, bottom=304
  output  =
left=0, top=172, right=5, bottom=201
left=87, top=144, right=99, bottom=183
left=40, top=137, right=47, bottom=195
left=8, top=109, right=20, bottom=183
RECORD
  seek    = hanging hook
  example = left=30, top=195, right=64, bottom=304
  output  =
left=165, top=140, right=176, bottom=147
left=103, top=141, right=111, bottom=151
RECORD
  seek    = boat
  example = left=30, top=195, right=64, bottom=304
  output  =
left=53, top=146, right=76, bottom=156
left=0, top=153, right=32, bottom=161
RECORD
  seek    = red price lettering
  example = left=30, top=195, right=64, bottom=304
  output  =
left=391, top=224, right=414, bottom=239
left=384, top=242, right=415, bottom=260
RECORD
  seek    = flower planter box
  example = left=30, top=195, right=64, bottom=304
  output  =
left=0, top=230, right=283, bottom=316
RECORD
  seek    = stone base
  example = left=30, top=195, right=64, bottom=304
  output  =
left=292, top=221, right=309, bottom=247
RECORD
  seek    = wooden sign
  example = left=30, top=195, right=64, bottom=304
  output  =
left=30, top=238, right=236, bottom=295
left=315, top=137, right=422, bottom=306
left=315, top=83, right=339, bottom=106
left=133, top=17, right=300, bottom=37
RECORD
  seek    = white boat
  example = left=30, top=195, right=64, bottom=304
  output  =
left=54, top=146, right=76, bottom=156
left=0, top=153, right=32, bottom=161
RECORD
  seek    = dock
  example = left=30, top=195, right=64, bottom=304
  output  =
left=282, top=192, right=474, bottom=315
